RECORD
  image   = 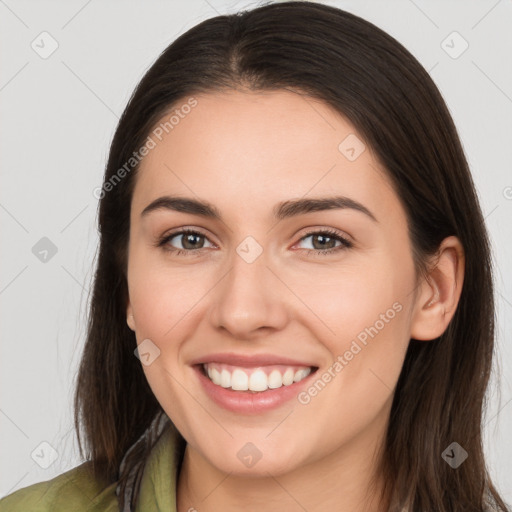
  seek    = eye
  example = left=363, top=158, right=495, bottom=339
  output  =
left=156, top=227, right=353, bottom=257
left=157, top=228, right=215, bottom=256
left=295, top=229, right=353, bottom=256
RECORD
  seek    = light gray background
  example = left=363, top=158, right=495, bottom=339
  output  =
left=1, top=0, right=511, bottom=502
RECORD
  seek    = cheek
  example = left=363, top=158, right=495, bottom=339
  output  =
left=289, top=251, right=413, bottom=412
left=323, top=257, right=413, bottom=388
left=128, top=265, right=207, bottom=435
left=128, top=254, right=211, bottom=340
left=287, top=254, right=411, bottom=347
left=294, top=278, right=411, bottom=459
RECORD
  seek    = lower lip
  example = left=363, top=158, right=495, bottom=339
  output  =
left=194, top=365, right=317, bottom=414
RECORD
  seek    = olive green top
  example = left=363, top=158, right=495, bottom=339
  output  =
left=0, top=424, right=181, bottom=511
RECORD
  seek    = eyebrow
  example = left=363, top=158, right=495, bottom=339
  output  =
left=141, top=195, right=377, bottom=222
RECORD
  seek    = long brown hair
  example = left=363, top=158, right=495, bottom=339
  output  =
left=73, top=2, right=509, bottom=510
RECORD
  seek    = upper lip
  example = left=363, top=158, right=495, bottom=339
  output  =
left=190, top=352, right=317, bottom=368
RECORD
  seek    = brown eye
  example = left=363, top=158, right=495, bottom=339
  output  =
left=296, top=229, right=352, bottom=255
left=158, top=229, right=215, bottom=255
left=173, top=232, right=206, bottom=250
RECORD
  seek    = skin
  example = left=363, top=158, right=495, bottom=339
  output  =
left=126, top=89, right=464, bottom=511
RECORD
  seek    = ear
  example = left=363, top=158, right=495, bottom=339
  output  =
left=410, top=236, right=465, bottom=341
left=127, top=300, right=136, bottom=331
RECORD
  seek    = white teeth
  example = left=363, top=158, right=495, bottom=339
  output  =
left=231, top=369, right=249, bottom=391
left=267, top=370, right=283, bottom=389
left=294, top=368, right=311, bottom=382
left=203, top=364, right=313, bottom=392
left=248, top=370, right=268, bottom=392
left=282, top=368, right=294, bottom=386
left=220, top=369, right=231, bottom=388
left=210, top=368, right=221, bottom=386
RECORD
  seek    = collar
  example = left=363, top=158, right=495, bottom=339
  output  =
left=135, top=420, right=182, bottom=512
left=116, top=411, right=184, bottom=512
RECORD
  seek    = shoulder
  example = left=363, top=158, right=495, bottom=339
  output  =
left=0, top=462, right=118, bottom=512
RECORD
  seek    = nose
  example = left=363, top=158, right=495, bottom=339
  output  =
left=208, top=246, right=289, bottom=340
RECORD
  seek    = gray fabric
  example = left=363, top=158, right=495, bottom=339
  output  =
left=115, top=410, right=171, bottom=512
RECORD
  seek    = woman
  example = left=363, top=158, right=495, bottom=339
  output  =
left=0, top=1, right=508, bottom=511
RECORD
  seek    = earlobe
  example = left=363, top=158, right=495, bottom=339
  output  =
left=127, top=302, right=136, bottom=331
left=410, top=236, right=465, bottom=341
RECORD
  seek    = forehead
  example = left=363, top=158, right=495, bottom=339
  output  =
left=132, top=90, right=401, bottom=223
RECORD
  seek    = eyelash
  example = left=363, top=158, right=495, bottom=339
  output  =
left=156, top=228, right=353, bottom=257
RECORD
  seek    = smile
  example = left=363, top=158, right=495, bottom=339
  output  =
left=193, top=356, right=319, bottom=414
left=202, top=362, right=313, bottom=392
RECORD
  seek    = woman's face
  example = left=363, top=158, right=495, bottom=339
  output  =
left=126, top=90, right=419, bottom=477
